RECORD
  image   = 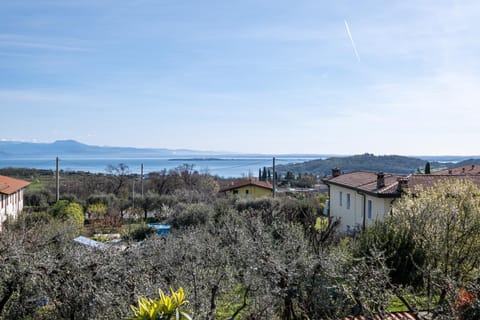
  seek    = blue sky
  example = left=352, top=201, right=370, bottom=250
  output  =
left=1, top=1, right=480, bottom=155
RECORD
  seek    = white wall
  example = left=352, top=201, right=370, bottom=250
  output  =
left=329, top=184, right=394, bottom=231
left=329, top=185, right=362, bottom=231
left=0, top=189, right=25, bottom=230
left=364, top=195, right=393, bottom=227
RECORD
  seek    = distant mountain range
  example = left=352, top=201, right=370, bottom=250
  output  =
left=0, top=140, right=219, bottom=158
left=2, top=140, right=480, bottom=176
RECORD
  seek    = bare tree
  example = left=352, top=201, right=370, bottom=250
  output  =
left=105, top=163, right=131, bottom=197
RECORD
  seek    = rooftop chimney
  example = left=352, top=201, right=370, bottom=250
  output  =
left=397, top=177, right=409, bottom=193
left=472, top=164, right=475, bottom=170
left=377, top=172, right=385, bottom=189
left=332, top=167, right=341, bottom=177
left=448, top=169, right=452, bottom=175
left=462, top=167, right=466, bottom=174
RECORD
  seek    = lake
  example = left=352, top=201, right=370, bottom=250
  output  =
left=0, top=156, right=322, bottom=178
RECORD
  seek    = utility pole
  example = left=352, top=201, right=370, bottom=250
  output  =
left=55, top=157, right=60, bottom=202
left=272, top=157, right=276, bottom=198
left=141, top=163, right=144, bottom=198
left=132, top=180, right=135, bottom=209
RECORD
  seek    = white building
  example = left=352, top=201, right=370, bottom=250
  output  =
left=0, top=175, right=30, bottom=230
left=322, top=166, right=480, bottom=232
left=323, top=169, right=402, bottom=232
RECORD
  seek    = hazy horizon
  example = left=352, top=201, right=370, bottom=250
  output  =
left=2, top=1, right=480, bottom=155
left=1, top=139, right=480, bottom=159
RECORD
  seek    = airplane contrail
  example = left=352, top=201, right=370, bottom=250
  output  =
left=344, top=19, right=360, bottom=62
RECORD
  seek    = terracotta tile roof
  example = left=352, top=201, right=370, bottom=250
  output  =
left=406, top=174, right=480, bottom=192
left=323, top=171, right=404, bottom=197
left=219, top=179, right=273, bottom=192
left=342, top=311, right=423, bottom=320
left=323, top=169, right=480, bottom=197
left=433, top=164, right=480, bottom=175
left=0, top=175, right=30, bottom=195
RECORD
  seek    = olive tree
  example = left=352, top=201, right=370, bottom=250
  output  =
left=391, top=179, right=480, bottom=303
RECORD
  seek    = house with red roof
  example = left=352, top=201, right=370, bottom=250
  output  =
left=322, top=165, right=480, bottom=232
left=219, top=178, right=273, bottom=198
left=0, top=175, right=30, bottom=230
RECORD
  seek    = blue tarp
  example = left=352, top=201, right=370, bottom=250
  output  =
left=148, top=223, right=171, bottom=236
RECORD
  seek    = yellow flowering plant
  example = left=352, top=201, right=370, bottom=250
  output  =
left=126, top=287, right=192, bottom=320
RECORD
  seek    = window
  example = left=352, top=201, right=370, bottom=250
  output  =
left=233, top=190, right=238, bottom=195
left=245, top=189, right=249, bottom=194
left=346, top=193, right=351, bottom=209
left=367, top=200, right=372, bottom=219
left=339, top=192, right=343, bottom=207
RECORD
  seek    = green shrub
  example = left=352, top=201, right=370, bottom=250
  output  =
left=235, top=197, right=278, bottom=212
left=168, top=203, right=214, bottom=228
left=50, top=200, right=85, bottom=229
left=122, top=223, right=156, bottom=241
left=24, top=189, right=54, bottom=207
left=353, top=220, right=426, bottom=286
left=22, top=211, right=53, bottom=227
left=87, top=202, right=107, bottom=219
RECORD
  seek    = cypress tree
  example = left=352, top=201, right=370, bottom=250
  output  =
left=425, top=162, right=431, bottom=174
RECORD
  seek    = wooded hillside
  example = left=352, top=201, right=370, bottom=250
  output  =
left=276, top=153, right=441, bottom=176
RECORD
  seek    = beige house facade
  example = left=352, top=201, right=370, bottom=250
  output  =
left=0, top=175, right=30, bottom=230
left=219, top=179, right=273, bottom=198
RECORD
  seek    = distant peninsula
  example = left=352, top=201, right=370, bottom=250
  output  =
left=275, top=153, right=480, bottom=176
left=0, top=140, right=221, bottom=158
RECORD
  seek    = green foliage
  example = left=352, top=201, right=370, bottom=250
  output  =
left=167, top=203, right=214, bottom=228
left=90, top=234, right=112, bottom=242
left=235, top=197, right=278, bottom=212
left=24, top=189, right=54, bottom=208
left=215, top=285, right=250, bottom=319
left=34, top=303, right=57, bottom=320
left=49, top=200, right=84, bottom=229
left=387, top=292, right=439, bottom=312
left=49, top=199, right=69, bottom=217
left=126, top=287, right=192, bottom=320
left=276, top=153, right=437, bottom=176
left=60, top=202, right=84, bottom=227
left=60, top=193, right=80, bottom=203
left=86, top=193, right=118, bottom=206
left=87, top=202, right=108, bottom=219
left=21, top=211, right=53, bottom=227
left=392, top=179, right=480, bottom=282
left=122, top=223, right=156, bottom=241
left=424, top=161, right=431, bottom=174
left=353, top=220, right=426, bottom=286
left=341, top=251, right=394, bottom=317
left=314, top=216, right=328, bottom=232
left=16, top=171, right=480, bottom=319
left=293, top=173, right=317, bottom=188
